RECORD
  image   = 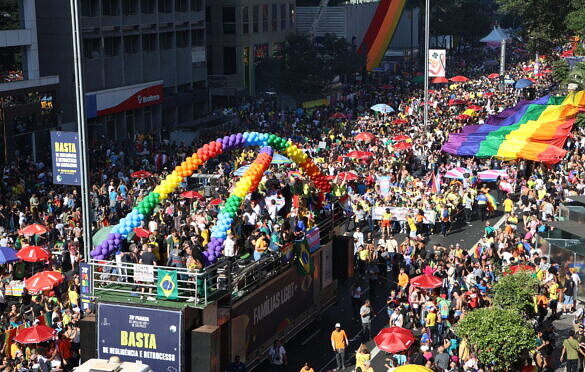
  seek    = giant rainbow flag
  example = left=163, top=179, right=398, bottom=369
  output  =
left=441, top=91, right=585, bottom=164
left=358, top=0, right=407, bottom=71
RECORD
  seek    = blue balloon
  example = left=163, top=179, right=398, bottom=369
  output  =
left=138, top=213, right=145, bottom=221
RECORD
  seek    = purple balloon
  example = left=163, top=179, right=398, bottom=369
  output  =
left=114, top=233, right=121, bottom=239
left=202, top=251, right=209, bottom=257
left=96, top=255, right=104, bottom=260
left=114, top=239, right=120, bottom=245
left=101, top=248, right=108, bottom=255
left=208, top=254, right=215, bottom=261
left=216, top=137, right=223, bottom=144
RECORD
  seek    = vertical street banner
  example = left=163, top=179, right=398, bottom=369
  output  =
left=79, top=263, right=93, bottom=312
left=428, top=49, right=446, bottom=77
left=50, top=131, right=81, bottom=185
left=98, top=303, right=182, bottom=372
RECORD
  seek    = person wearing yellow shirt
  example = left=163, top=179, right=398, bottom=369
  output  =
left=549, top=279, right=560, bottom=319
left=398, top=268, right=409, bottom=294
left=299, top=362, right=315, bottom=372
left=407, top=215, right=417, bottom=238
left=426, top=308, right=438, bottom=343
left=355, top=343, right=371, bottom=371
left=503, top=196, right=514, bottom=215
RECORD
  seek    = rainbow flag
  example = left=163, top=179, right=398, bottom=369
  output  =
left=358, top=0, right=407, bottom=71
left=442, top=91, right=585, bottom=164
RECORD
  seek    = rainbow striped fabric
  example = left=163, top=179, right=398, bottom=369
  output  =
left=358, top=0, right=407, bottom=71
left=442, top=91, right=585, bottom=164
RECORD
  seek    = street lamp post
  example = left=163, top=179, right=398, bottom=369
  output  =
left=423, top=0, right=430, bottom=129
left=68, top=0, right=92, bottom=262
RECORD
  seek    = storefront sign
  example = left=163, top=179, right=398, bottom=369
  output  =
left=86, top=81, right=163, bottom=118
left=50, top=131, right=81, bottom=186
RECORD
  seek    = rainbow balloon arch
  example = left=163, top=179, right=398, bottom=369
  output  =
left=90, top=132, right=334, bottom=264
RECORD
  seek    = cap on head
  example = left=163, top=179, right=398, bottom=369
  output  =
left=335, top=322, right=341, bottom=328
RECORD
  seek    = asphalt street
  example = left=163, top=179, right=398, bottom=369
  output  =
left=256, top=210, right=505, bottom=372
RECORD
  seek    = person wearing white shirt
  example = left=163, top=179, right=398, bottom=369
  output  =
left=223, top=233, right=236, bottom=257
left=353, top=228, right=364, bottom=251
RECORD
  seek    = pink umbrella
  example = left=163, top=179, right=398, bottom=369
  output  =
left=410, top=274, right=443, bottom=288
left=444, top=167, right=470, bottom=179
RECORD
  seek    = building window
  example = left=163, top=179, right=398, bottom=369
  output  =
left=176, top=31, right=188, bottom=48
left=271, top=4, right=277, bottom=31
left=83, top=38, right=101, bottom=58
left=175, top=0, right=187, bottom=12
left=158, top=0, right=172, bottom=13
left=104, top=37, right=121, bottom=56
left=190, top=0, right=202, bottom=11
left=262, top=5, right=268, bottom=32
left=254, top=43, right=268, bottom=65
left=191, top=29, right=204, bottom=46
left=141, top=0, right=154, bottom=13
left=223, top=47, right=236, bottom=75
left=280, top=4, right=286, bottom=30
left=289, top=3, right=295, bottom=28
left=81, top=0, right=98, bottom=17
left=142, top=33, right=157, bottom=51
left=102, top=0, right=119, bottom=16
left=222, top=7, right=236, bottom=34
left=124, top=35, right=139, bottom=53
left=160, top=32, right=173, bottom=49
left=122, top=0, right=137, bottom=15
left=252, top=5, right=258, bottom=33
left=242, top=6, right=249, bottom=34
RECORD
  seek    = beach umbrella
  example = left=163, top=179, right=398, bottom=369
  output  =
left=487, top=73, right=500, bottom=79
left=478, top=169, right=507, bottom=181
left=16, top=246, right=50, bottom=262
left=271, top=154, right=292, bottom=164
left=234, top=165, right=270, bottom=176
left=522, top=66, right=533, bottom=71
left=394, top=142, right=412, bottom=151
left=370, top=104, right=394, bottom=114
left=346, top=151, right=374, bottom=159
left=19, top=224, right=47, bottom=236
left=431, top=77, right=449, bottom=83
left=504, top=264, right=535, bottom=275
left=354, top=132, right=376, bottom=142
left=209, top=198, right=222, bottom=206
left=329, top=112, right=347, bottom=119
left=392, top=118, right=408, bottom=125
left=467, top=105, right=482, bottom=111
left=180, top=191, right=204, bottom=200
left=133, top=228, right=152, bottom=238
left=13, top=325, right=56, bottom=344
left=393, top=366, right=433, bottom=372
left=449, top=75, right=469, bottom=82
left=131, top=170, right=152, bottom=178
left=410, top=274, right=442, bottom=288
left=0, top=247, right=19, bottom=264
left=392, top=135, right=410, bottom=142
left=24, top=271, right=65, bottom=292
left=374, top=327, right=415, bottom=353
left=514, top=79, right=533, bottom=89
left=454, top=114, right=470, bottom=121
left=448, top=99, right=466, bottom=106
left=444, top=167, right=470, bottom=179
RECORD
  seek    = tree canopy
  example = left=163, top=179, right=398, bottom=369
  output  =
left=491, top=271, right=539, bottom=316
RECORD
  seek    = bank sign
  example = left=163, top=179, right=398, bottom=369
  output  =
left=50, top=131, right=81, bottom=186
left=97, top=303, right=182, bottom=372
left=85, top=80, right=163, bottom=118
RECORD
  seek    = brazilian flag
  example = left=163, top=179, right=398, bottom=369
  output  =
left=294, top=239, right=314, bottom=276
left=157, top=269, right=178, bottom=300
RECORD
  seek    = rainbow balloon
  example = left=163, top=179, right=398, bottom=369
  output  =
left=90, top=132, right=333, bottom=264
left=358, top=0, right=407, bottom=71
left=442, top=91, right=585, bottom=164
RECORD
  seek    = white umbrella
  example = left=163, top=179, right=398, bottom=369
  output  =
left=478, top=169, right=507, bottom=181
left=444, top=167, right=470, bottom=179
left=370, top=104, right=395, bottom=114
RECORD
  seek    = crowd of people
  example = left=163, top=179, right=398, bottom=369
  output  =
left=0, top=32, right=580, bottom=372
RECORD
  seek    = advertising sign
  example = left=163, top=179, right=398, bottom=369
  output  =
left=50, top=131, right=81, bottom=186
left=85, top=80, right=163, bottom=119
left=428, top=49, right=446, bottom=77
left=231, top=266, right=314, bottom=360
left=79, top=263, right=92, bottom=312
left=134, top=264, right=155, bottom=282
left=97, top=303, right=182, bottom=372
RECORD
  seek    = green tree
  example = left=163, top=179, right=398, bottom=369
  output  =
left=567, top=62, right=585, bottom=90
left=492, top=271, right=538, bottom=315
left=456, top=308, right=536, bottom=370
left=565, top=0, right=585, bottom=39
left=552, top=59, right=570, bottom=84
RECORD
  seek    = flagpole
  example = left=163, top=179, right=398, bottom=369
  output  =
left=423, top=0, right=430, bottom=130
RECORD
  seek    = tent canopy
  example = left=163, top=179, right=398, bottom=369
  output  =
left=480, top=27, right=509, bottom=43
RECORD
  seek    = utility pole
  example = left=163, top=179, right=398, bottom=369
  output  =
left=423, top=0, right=430, bottom=129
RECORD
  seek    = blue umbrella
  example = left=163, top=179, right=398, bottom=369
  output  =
left=370, top=104, right=395, bottom=114
left=514, top=79, right=533, bottom=89
left=0, top=246, right=19, bottom=264
left=272, top=154, right=292, bottom=164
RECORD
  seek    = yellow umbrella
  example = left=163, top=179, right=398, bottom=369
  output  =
left=394, top=366, right=433, bottom=372
left=463, top=108, right=478, bottom=117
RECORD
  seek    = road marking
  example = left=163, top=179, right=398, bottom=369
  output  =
left=301, top=329, right=322, bottom=346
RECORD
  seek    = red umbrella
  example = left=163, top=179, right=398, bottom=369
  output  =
left=392, top=118, right=408, bottom=125
left=487, top=73, right=499, bottom=79
left=131, top=170, right=152, bottom=178
left=483, top=92, right=494, bottom=96
left=354, top=132, right=376, bottom=142
left=346, top=150, right=374, bottom=159
left=449, top=75, right=469, bottom=82
left=19, top=224, right=47, bottom=236
left=448, top=99, right=466, bottom=106
left=16, top=246, right=50, bottom=262
left=431, top=77, right=449, bottom=83
left=24, top=271, right=65, bottom=292
left=467, top=105, right=482, bottom=111
left=374, top=327, right=415, bottom=353
left=535, top=72, right=545, bottom=77
left=338, top=172, right=358, bottom=181
left=133, top=227, right=152, bottom=238
left=454, top=114, right=471, bottom=121
left=330, top=112, right=347, bottom=119
left=522, top=66, right=533, bottom=71
left=209, top=198, right=222, bottom=206
left=393, top=135, right=410, bottom=142
left=504, top=264, right=535, bottom=275
left=394, top=142, right=412, bottom=151
left=410, top=274, right=443, bottom=288
left=543, top=69, right=552, bottom=73
left=13, top=325, right=56, bottom=344
left=180, top=191, right=204, bottom=200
